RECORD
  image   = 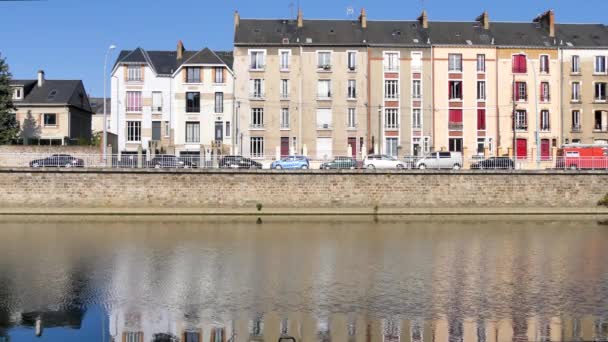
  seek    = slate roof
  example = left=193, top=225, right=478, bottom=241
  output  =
left=9, top=79, right=92, bottom=112
left=113, top=47, right=232, bottom=76
left=235, top=17, right=608, bottom=48
left=89, top=97, right=110, bottom=115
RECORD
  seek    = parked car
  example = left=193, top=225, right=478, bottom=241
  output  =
left=147, top=155, right=194, bottom=169
left=556, top=144, right=608, bottom=170
left=363, top=155, right=405, bottom=169
left=471, top=157, right=515, bottom=170
left=320, top=156, right=358, bottom=170
left=29, top=154, right=84, bottom=168
left=270, top=155, right=310, bottom=169
left=415, top=152, right=463, bottom=170
left=219, top=155, right=263, bottom=169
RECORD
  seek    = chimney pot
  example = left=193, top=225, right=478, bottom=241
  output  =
left=418, top=10, right=428, bottom=29
left=359, top=8, right=367, bottom=29
left=476, top=11, right=490, bottom=30
left=176, top=40, right=185, bottom=60
left=534, top=9, right=555, bottom=38
left=297, top=8, right=303, bottom=28
left=234, top=11, right=240, bottom=31
left=37, top=70, right=45, bottom=87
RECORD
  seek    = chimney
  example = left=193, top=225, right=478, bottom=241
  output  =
left=359, top=8, right=367, bottom=29
left=418, top=10, right=428, bottom=29
left=234, top=11, right=240, bottom=31
left=534, top=10, right=555, bottom=38
left=476, top=11, right=490, bottom=30
left=176, top=40, right=185, bottom=60
left=297, top=8, right=303, bottom=28
left=37, top=70, right=45, bottom=87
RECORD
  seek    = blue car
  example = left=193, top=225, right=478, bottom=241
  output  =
left=271, top=155, right=310, bottom=169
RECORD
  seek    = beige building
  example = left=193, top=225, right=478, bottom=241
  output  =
left=10, top=70, right=92, bottom=145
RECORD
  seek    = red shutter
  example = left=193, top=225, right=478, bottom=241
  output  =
left=477, top=109, right=486, bottom=130
left=449, top=109, right=463, bottom=123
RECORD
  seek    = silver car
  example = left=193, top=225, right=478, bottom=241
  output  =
left=415, top=152, right=463, bottom=170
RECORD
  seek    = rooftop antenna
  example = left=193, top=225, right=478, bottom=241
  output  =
left=289, top=1, right=295, bottom=19
left=346, top=6, right=355, bottom=19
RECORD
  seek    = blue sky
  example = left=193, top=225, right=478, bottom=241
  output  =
left=1, top=0, right=606, bottom=97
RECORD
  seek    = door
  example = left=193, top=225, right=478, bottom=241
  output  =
left=214, top=121, right=223, bottom=141
left=280, top=137, right=290, bottom=157
left=152, top=121, right=161, bottom=141
left=348, top=137, right=357, bottom=159
left=316, top=138, right=333, bottom=160
left=516, top=139, right=527, bottom=159
left=540, top=139, right=550, bottom=161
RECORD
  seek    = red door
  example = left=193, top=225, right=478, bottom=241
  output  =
left=541, top=139, right=550, bottom=161
left=347, top=137, right=357, bottom=159
left=280, top=137, right=289, bottom=157
left=516, top=139, right=527, bottom=160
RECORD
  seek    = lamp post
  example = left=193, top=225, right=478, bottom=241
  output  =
left=103, top=44, right=116, bottom=162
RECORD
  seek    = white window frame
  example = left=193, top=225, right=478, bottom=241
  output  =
left=347, top=108, right=356, bottom=129
left=280, top=108, right=290, bottom=129
left=572, top=82, right=581, bottom=102
left=595, top=82, right=607, bottom=102
left=316, top=108, right=332, bottom=129
left=126, top=65, right=143, bottom=82
left=385, top=137, right=399, bottom=157
left=571, top=55, right=580, bottom=74
left=411, top=52, right=422, bottom=72
left=448, top=53, right=463, bottom=72
left=412, top=109, right=422, bottom=129
left=347, top=79, right=357, bottom=99
left=250, top=79, right=265, bottom=99
left=515, top=110, right=527, bottom=131
left=126, top=91, right=142, bottom=112
left=279, top=49, right=291, bottom=71
left=317, top=79, right=332, bottom=99
left=214, top=67, right=225, bottom=84
left=43, top=113, right=57, bottom=127
left=516, top=82, right=527, bottom=102
left=250, top=137, right=264, bottom=158
left=449, top=80, right=463, bottom=100
left=126, top=121, right=142, bottom=142
left=385, top=108, right=399, bottom=129
left=383, top=51, right=400, bottom=72
left=540, top=110, right=550, bottom=131
left=185, top=121, right=200, bottom=143
left=595, top=55, right=607, bottom=75
left=572, top=110, right=581, bottom=131
left=214, top=92, right=224, bottom=113
left=185, top=67, right=201, bottom=83
left=477, top=81, right=486, bottom=101
left=251, top=108, right=264, bottom=128
left=539, top=54, right=550, bottom=74
left=280, top=79, right=289, bottom=99
left=13, top=87, right=22, bottom=100
left=347, top=50, right=357, bottom=71
left=316, top=50, right=333, bottom=71
left=152, top=91, right=162, bottom=113
left=164, top=120, right=170, bottom=137
left=412, top=80, right=421, bottom=99
left=477, top=54, right=486, bottom=73
left=384, top=80, right=399, bottom=99
left=540, top=82, right=550, bottom=102
left=248, top=49, right=266, bottom=71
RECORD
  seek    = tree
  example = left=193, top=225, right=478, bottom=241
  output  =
left=20, top=110, right=40, bottom=145
left=0, top=53, right=19, bottom=144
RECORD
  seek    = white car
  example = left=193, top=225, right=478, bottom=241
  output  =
left=415, top=152, right=463, bottom=170
left=363, top=155, right=405, bottom=169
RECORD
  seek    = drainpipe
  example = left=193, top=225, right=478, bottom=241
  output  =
left=559, top=48, right=564, bottom=145
left=367, top=46, right=371, bottom=152
left=495, top=46, right=499, bottom=155
left=532, top=59, right=540, bottom=166
left=299, top=45, right=303, bottom=153
left=232, top=72, right=237, bottom=153
left=430, top=44, right=435, bottom=151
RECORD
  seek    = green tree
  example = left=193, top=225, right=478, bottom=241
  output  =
left=0, top=53, right=19, bottom=144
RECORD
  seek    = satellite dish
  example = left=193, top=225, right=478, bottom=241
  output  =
left=346, top=6, right=354, bottom=17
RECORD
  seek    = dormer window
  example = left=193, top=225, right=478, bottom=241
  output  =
left=127, top=65, right=143, bottom=82
left=13, top=87, right=23, bottom=100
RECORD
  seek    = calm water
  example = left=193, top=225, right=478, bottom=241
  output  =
left=0, top=217, right=607, bottom=342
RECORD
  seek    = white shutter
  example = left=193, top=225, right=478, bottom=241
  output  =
left=249, top=79, right=254, bottom=96
left=316, top=137, right=333, bottom=159
left=316, top=108, right=332, bottom=128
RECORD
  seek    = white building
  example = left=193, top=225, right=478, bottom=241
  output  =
left=110, top=41, right=235, bottom=157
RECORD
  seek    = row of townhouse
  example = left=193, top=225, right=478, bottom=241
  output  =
left=110, top=8, right=608, bottom=161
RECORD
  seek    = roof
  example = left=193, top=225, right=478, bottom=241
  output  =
left=113, top=47, right=233, bottom=75
left=235, top=17, right=608, bottom=48
left=9, top=79, right=92, bottom=112
left=89, top=97, right=110, bottom=115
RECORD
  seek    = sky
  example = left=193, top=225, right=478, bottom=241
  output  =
left=0, top=0, right=607, bottom=97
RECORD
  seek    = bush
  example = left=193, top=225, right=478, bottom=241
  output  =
left=598, top=194, right=608, bottom=207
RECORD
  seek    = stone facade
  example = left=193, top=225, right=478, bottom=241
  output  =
left=1, top=169, right=606, bottom=209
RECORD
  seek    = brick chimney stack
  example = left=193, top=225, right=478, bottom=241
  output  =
left=418, top=10, right=428, bottom=29
left=534, top=10, right=555, bottom=38
left=176, top=40, right=185, bottom=60
left=234, top=11, right=240, bottom=31
left=297, top=8, right=303, bottom=28
left=476, top=11, right=490, bottom=30
left=359, top=8, right=367, bottom=29
left=37, top=70, right=45, bottom=87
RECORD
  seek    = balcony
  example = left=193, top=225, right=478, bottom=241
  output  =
left=316, top=123, right=333, bottom=130
left=448, top=122, right=463, bottom=130
left=385, top=124, right=399, bottom=130
left=515, top=124, right=528, bottom=131
left=249, top=124, right=265, bottom=130
left=594, top=96, right=607, bottom=103
left=317, top=64, right=332, bottom=72
left=594, top=125, right=608, bottom=133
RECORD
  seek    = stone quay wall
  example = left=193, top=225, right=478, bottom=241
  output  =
left=0, top=169, right=606, bottom=211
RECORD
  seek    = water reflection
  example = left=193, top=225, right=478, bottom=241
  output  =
left=0, top=217, right=606, bottom=341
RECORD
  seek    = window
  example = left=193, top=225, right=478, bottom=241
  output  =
left=595, top=110, right=608, bottom=131
left=280, top=50, right=290, bottom=70
left=386, top=138, right=398, bottom=157
left=250, top=50, right=265, bottom=70
left=186, top=92, right=200, bottom=112
left=477, top=138, right=486, bottom=155
left=127, top=121, right=141, bottom=142
left=411, top=52, right=422, bottom=71
left=152, top=121, right=161, bottom=140
left=595, top=83, right=607, bottom=101
left=449, top=109, right=463, bottom=130
left=214, top=67, right=224, bottom=83
left=215, top=92, right=224, bottom=113
left=572, top=82, right=581, bottom=101
left=449, top=138, right=463, bottom=152
left=384, top=52, right=399, bottom=71
left=540, top=82, right=550, bottom=102
left=512, top=54, right=527, bottom=73
left=316, top=108, right=332, bottom=129
left=448, top=54, right=462, bottom=71
left=385, top=108, right=398, bottom=129
left=514, top=110, right=527, bottom=130
left=186, top=67, right=201, bottom=83
left=280, top=79, right=289, bottom=98
left=412, top=109, right=421, bottom=129
left=250, top=79, right=264, bottom=98
left=540, top=55, right=550, bottom=73
left=515, top=82, right=527, bottom=101
left=152, top=91, right=162, bottom=112
left=449, top=81, right=462, bottom=100
left=477, top=54, right=486, bottom=72
left=540, top=110, right=550, bottom=131
left=595, top=56, right=607, bottom=74
left=250, top=137, right=264, bottom=157
left=43, top=113, right=56, bottom=126
left=164, top=121, right=170, bottom=136
left=477, top=81, right=486, bottom=100
left=251, top=108, right=264, bottom=128
left=185, top=122, right=200, bottom=143
left=317, top=51, right=332, bottom=70
left=126, top=91, right=142, bottom=112
left=347, top=80, right=356, bottom=99
left=317, top=80, right=331, bottom=99
left=127, top=65, right=142, bottom=81
left=572, top=110, right=581, bottom=131
left=412, top=80, right=421, bottom=99
left=13, top=87, right=22, bottom=100
left=347, top=51, right=357, bottom=71
left=280, top=108, right=290, bottom=129
left=225, top=121, right=231, bottom=137
left=347, top=108, right=356, bottom=128
left=384, top=80, right=399, bottom=99
left=125, top=332, right=144, bottom=342
left=477, top=109, right=486, bottom=130
left=572, top=55, right=580, bottom=73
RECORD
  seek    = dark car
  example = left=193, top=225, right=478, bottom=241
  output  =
left=29, top=154, right=84, bottom=168
left=147, top=155, right=194, bottom=169
left=320, top=156, right=358, bottom=170
left=471, top=157, right=515, bottom=170
left=219, top=155, right=263, bottom=169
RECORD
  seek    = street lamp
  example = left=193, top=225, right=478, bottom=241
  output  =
left=103, top=44, right=117, bottom=162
